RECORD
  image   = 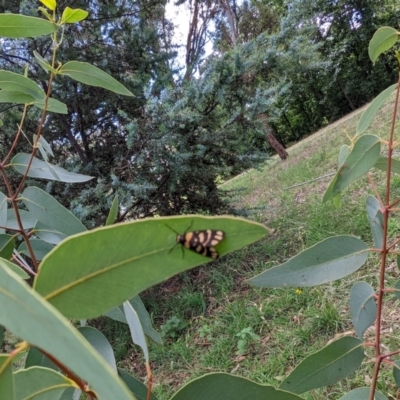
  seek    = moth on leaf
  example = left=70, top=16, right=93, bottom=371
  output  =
left=166, top=222, right=225, bottom=259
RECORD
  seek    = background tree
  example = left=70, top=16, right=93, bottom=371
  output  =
left=0, top=0, right=398, bottom=227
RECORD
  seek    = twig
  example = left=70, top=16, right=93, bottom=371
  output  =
left=283, top=173, right=335, bottom=190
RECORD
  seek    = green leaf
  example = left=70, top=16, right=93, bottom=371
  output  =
left=350, top=282, right=376, bottom=339
left=0, top=261, right=136, bottom=400
left=123, top=302, right=149, bottom=363
left=33, top=97, right=68, bottom=114
left=338, top=144, right=351, bottom=167
left=59, top=61, right=133, bottom=96
left=60, top=388, right=78, bottom=400
left=118, top=369, right=158, bottom=400
left=39, top=0, right=56, bottom=11
left=374, top=155, right=400, bottom=174
left=21, top=187, right=86, bottom=237
left=0, top=258, right=29, bottom=280
left=18, top=239, right=54, bottom=261
left=0, top=14, right=57, bottom=38
left=34, top=222, right=67, bottom=245
left=0, top=234, right=14, bottom=260
left=366, top=195, right=383, bottom=249
left=0, top=89, right=67, bottom=113
left=0, top=71, right=45, bottom=100
left=394, top=281, right=400, bottom=301
left=106, top=195, right=119, bottom=226
left=6, top=210, right=36, bottom=230
left=323, top=135, right=381, bottom=203
left=332, top=193, right=341, bottom=208
left=279, top=337, right=364, bottom=394
left=394, top=360, right=400, bottom=387
left=171, top=373, right=303, bottom=400
left=78, top=327, right=117, bottom=371
left=339, top=387, right=388, bottom=399
left=369, top=27, right=399, bottom=63
left=0, top=90, right=36, bottom=104
left=129, top=297, right=162, bottom=344
left=33, top=51, right=57, bottom=74
left=104, top=296, right=162, bottom=344
left=25, top=347, right=59, bottom=370
left=11, top=153, right=93, bottom=183
left=0, top=326, right=3, bottom=348
left=0, top=192, right=7, bottom=234
left=0, top=354, right=14, bottom=400
left=34, top=135, right=54, bottom=157
left=247, top=236, right=368, bottom=288
left=34, top=216, right=269, bottom=319
left=61, top=7, right=89, bottom=24
left=357, top=84, right=397, bottom=135
left=14, top=366, right=74, bottom=400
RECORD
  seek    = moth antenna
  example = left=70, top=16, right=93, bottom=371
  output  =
left=168, top=242, right=179, bottom=255
left=165, top=223, right=179, bottom=235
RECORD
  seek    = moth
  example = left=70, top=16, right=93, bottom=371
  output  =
left=166, top=223, right=225, bottom=259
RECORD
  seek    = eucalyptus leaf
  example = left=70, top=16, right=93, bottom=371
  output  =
left=248, top=236, right=368, bottom=288
left=11, top=154, right=92, bottom=182
left=374, top=156, right=400, bottom=174
left=14, top=367, right=74, bottom=400
left=118, top=369, right=158, bottom=400
left=357, top=84, right=397, bottom=134
left=369, top=27, right=399, bottom=63
left=0, top=354, right=13, bottom=400
left=104, top=296, right=162, bottom=344
left=350, top=282, right=376, bottom=339
left=18, top=239, right=54, bottom=261
left=279, top=337, right=364, bottom=394
left=0, top=261, right=136, bottom=400
left=323, top=135, right=381, bottom=202
left=6, top=210, right=36, bottom=230
left=366, top=195, right=383, bottom=248
left=61, top=7, right=89, bottom=24
left=0, top=14, right=57, bottom=38
left=33, top=50, right=57, bottom=74
left=171, top=373, right=303, bottom=400
left=22, top=187, right=86, bottom=237
left=33, top=97, right=68, bottom=114
left=0, top=192, right=7, bottom=234
left=123, top=302, right=149, bottom=363
left=78, top=327, right=117, bottom=371
left=59, top=61, right=133, bottom=96
left=25, top=347, right=59, bottom=370
left=106, top=195, right=119, bottom=226
left=0, top=258, right=29, bottom=279
left=339, top=387, right=387, bottom=399
left=394, top=360, right=400, bottom=388
left=34, top=221, right=67, bottom=245
left=0, top=234, right=14, bottom=260
left=0, top=70, right=45, bottom=99
left=35, top=216, right=269, bottom=319
left=0, top=90, right=35, bottom=104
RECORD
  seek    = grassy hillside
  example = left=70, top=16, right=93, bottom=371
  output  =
left=101, top=96, right=399, bottom=399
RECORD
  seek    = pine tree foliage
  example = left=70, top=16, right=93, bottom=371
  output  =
left=0, top=0, right=398, bottom=226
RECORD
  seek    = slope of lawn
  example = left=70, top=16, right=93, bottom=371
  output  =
left=98, top=95, right=400, bottom=400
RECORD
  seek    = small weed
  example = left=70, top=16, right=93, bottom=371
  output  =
left=161, top=316, right=188, bottom=339
left=198, top=324, right=212, bottom=339
left=235, top=327, right=260, bottom=355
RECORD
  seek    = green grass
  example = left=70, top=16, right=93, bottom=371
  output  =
left=102, top=97, right=400, bottom=399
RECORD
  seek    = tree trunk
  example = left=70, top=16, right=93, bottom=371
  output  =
left=258, top=114, right=288, bottom=160
left=337, top=77, right=356, bottom=111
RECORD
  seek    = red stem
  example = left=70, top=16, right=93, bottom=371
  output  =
left=369, top=74, right=400, bottom=400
